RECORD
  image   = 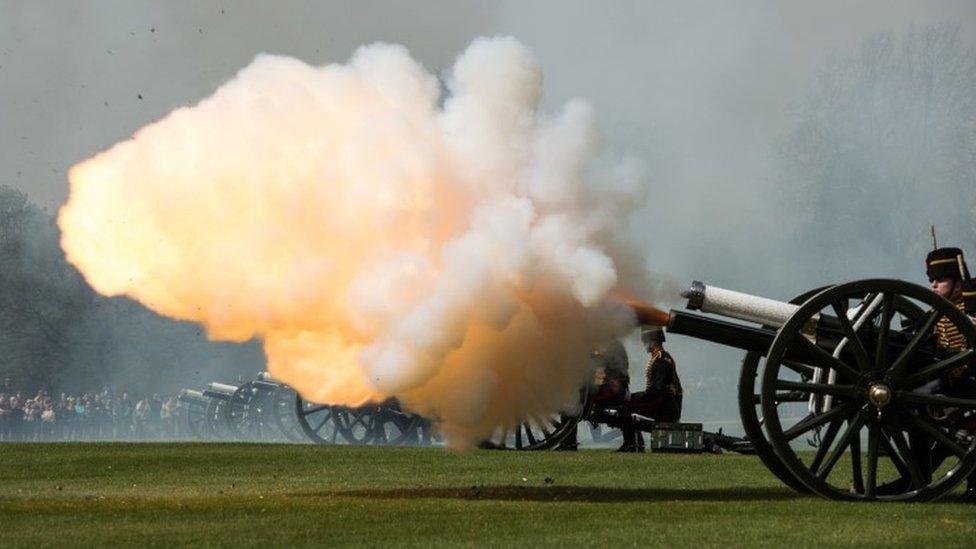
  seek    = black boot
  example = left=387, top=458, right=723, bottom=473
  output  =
left=616, top=428, right=641, bottom=452
left=962, top=483, right=976, bottom=503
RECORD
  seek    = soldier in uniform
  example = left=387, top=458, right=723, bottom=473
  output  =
left=617, top=326, right=683, bottom=452
left=589, top=339, right=631, bottom=407
left=927, top=247, right=970, bottom=353
left=923, top=248, right=976, bottom=501
left=556, top=339, right=630, bottom=450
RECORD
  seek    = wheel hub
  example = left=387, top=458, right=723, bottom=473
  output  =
left=867, top=383, right=892, bottom=409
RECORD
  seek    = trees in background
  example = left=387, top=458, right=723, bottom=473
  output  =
left=0, top=185, right=261, bottom=394
left=779, top=24, right=976, bottom=278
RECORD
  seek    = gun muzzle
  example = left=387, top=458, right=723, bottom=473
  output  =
left=621, top=297, right=671, bottom=327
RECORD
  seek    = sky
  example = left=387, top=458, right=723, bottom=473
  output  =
left=2, top=0, right=975, bottom=427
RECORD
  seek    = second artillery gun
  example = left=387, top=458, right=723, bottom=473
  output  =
left=628, top=278, right=976, bottom=502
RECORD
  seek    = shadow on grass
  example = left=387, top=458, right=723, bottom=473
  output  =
left=300, top=485, right=804, bottom=503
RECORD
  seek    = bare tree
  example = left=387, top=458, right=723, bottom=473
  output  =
left=778, top=24, right=976, bottom=276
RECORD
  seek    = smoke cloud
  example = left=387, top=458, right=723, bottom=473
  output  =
left=58, top=36, right=651, bottom=447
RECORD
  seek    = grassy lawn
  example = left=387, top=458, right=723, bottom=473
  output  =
left=1, top=443, right=974, bottom=547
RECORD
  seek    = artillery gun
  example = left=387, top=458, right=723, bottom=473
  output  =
left=632, top=278, right=976, bottom=502
left=479, top=278, right=975, bottom=501
left=224, top=374, right=306, bottom=442
left=178, top=375, right=305, bottom=442
left=199, top=382, right=239, bottom=440
left=177, top=389, right=211, bottom=440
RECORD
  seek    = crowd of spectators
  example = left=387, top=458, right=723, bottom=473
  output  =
left=0, top=378, right=183, bottom=441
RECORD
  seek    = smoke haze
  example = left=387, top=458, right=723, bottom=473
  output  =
left=59, top=37, right=651, bottom=446
left=3, top=1, right=976, bottom=433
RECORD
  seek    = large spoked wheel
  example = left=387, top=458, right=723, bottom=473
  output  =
left=269, top=384, right=305, bottom=442
left=333, top=406, right=380, bottom=445
left=738, top=286, right=830, bottom=494
left=184, top=398, right=210, bottom=440
left=295, top=396, right=342, bottom=444
left=762, top=279, right=976, bottom=501
left=206, top=398, right=233, bottom=440
left=225, top=381, right=265, bottom=440
left=738, top=286, right=924, bottom=494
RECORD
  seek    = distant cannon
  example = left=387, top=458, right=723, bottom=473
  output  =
left=626, top=278, right=976, bottom=502
left=178, top=375, right=304, bottom=442
left=224, top=375, right=306, bottom=442
left=254, top=372, right=306, bottom=443
left=199, top=382, right=239, bottom=440
left=177, top=389, right=211, bottom=440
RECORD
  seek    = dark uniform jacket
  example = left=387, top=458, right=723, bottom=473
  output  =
left=645, top=348, right=682, bottom=401
left=628, top=347, right=682, bottom=423
left=933, top=300, right=971, bottom=382
left=591, top=340, right=630, bottom=405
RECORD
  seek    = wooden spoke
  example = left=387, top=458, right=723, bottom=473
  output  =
left=817, top=410, right=867, bottom=480
left=865, top=420, right=880, bottom=498
left=750, top=391, right=818, bottom=404
left=896, top=391, right=976, bottom=411
left=524, top=424, right=537, bottom=445
left=850, top=422, right=864, bottom=493
left=874, top=294, right=895, bottom=373
left=783, top=402, right=858, bottom=442
left=775, top=379, right=858, bottom=399
left=312, top=414, right=332, bottom=434
left=880, top=414, right=925, bottom=490
left=302, top=404, right=329, bottom=415
left=899, top=411, right=968, bottom=459
left=793, top=336, right=861, bottom=382
left=831, top=301, right=874, bottom=373
left=900, top=349, right=975, bottom=388
left=775, top=391, right=813, bottom=403
left=782, top=360, right=817, bottom=379
left=877, top=430, right=911, bottom=481
left=887, top=310, right=939, bottom=379
left=809, top=419, right=844, bottom=473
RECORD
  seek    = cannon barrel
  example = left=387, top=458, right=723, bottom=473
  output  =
left=632, top=281, right=840, bottom=353
left=178, top=389, right=208, bottom=404
left=666, top=310, right=777, bottom=355
left=682, top=280, right=802, bottom=327
left=203, top=382, right=239, bottom=400
left=638, top=281, right=931, bottom=366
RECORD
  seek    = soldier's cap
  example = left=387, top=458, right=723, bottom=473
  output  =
left=963, top=278, right=976, bottom=315
left=926, top=247, right=969, bottom=281
left=641, top=326, right=665, bottom=345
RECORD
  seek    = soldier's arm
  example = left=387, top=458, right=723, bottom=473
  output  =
left=645, top=358, right=670, bottom=398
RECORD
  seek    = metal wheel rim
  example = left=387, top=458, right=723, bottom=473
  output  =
left=738, top=286, right=830, bottom=494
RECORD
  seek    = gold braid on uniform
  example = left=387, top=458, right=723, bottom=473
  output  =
left=934, top=300, right=970, bottom=378
left=645, top=349, right=682, bottom=397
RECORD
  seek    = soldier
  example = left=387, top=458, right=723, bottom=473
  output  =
left=590, top=339, right=631, bottom=407
left=923, top=248, right=976, bottom=501
left=618, top=326, right=683, bottom=452
left=927, top=247, right=970, bottom=353
left=556, top=339, right=630, bottom=450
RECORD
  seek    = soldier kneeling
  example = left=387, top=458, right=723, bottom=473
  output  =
left=618, top=327, right=683, bottom=452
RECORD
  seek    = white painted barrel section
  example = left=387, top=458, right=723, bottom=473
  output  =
left=699, top=285, right=800, bottom=327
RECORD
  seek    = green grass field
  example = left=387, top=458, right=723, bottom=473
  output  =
left=1, top=443, right=974, bottom=547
